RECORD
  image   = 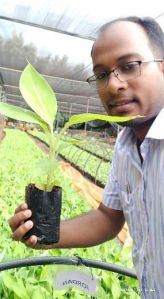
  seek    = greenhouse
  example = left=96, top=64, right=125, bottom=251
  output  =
left=0, top=1, right=164, bottom=298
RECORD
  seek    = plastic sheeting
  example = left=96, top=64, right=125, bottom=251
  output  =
left=0, top=1, right=163, bottom=114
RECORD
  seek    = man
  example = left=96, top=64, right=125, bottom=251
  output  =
left=9, top=16, right=164, bottom=298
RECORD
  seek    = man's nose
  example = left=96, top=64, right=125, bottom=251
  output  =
left=106, top=73, right=128, bottom=94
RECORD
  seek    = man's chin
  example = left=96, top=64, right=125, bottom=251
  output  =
left=118, top=115, right=157, bottom=129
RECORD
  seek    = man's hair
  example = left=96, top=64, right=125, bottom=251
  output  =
left=96, top=16, right=164, bottom=59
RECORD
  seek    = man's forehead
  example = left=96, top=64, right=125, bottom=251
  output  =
left=92, top=21, right=150, bottom=59
left=97, top=20, right=146, bottom=39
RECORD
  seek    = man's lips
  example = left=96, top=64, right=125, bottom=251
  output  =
left=109, top=99, right=136, bottom=107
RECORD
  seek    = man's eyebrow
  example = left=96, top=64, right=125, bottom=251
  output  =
left=117, top=53, right=142, bottom=62
left=93, top=64, right=104, bottom=72
left=93, top=53, right=141, bottom=72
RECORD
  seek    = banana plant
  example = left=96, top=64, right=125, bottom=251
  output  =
left=0, top=63, right=137, bottom=191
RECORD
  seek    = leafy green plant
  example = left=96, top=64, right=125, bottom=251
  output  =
left=0, top=129, right=140, bottom=297
left=0, top=63, right=137, bottom=192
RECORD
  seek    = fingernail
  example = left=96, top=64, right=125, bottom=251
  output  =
left=25, top=221, right=33, bottom=229
left=26, top=210, right=32, bottom=218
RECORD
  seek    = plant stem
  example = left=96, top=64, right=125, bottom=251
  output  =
left=46, top=127, right=56, bottom=191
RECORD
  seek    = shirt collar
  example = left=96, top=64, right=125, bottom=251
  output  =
left=146, top=107, right=164, bottom=140
left=117, top=107, right=164, bottom=147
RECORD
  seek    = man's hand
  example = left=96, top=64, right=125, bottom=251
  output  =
left=8, top=203, right=38, bottom=248
left=8, top=202, right=125, bottom=250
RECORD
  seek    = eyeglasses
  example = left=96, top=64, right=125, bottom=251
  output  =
left=86, top=59, right=163, bottom=90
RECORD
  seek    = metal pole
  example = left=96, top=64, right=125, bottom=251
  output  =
left=84, top=98, right=90, bottom=131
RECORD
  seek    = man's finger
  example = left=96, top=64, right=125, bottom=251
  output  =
left=12, top=220, right=33, bottom=241
left=8, top=209, right=32, bottom=232
left=25, top=235, right=38, bottom=248
left=15, top=203, right=28, bottom=214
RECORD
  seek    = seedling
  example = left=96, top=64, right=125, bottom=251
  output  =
left=0, top=63, right=138, bottom=244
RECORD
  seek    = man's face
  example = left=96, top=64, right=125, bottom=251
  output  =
left=92, top=21, right=164, bottom=126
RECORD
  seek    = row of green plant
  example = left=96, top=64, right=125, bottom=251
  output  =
left=69, top=133, right=115, bottom=148
left=63, top=135, right=114, bottom=162
left=60, top=143, right=110, bottom=185
left=28, top=130, right=111, bottom=186
left=28, top=129, right=113, bottom=163
left=0, top=129, right=140, bottom=298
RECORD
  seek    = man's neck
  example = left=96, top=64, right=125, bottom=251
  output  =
left=132, top=116, right=157, bottom=142
left=132, top=125, right=150, bottom=143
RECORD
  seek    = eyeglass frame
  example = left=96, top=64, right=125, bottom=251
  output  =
left=86, top=59, right=163, bottom=90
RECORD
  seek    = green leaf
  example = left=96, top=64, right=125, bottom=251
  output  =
left=32, top=159, right=58, bottom=178
left=31, top=159, right=62, bottom=190
left=63, top=113, right=139, bottom=131
left=19, top=63, right=57, bottom=128
left=3, top=273, right=30, bottom=299
left=130, top=290, right=141, bottom=299
left=96, top=287, right=110, bottom=299
left=0, top=249, right=6, bottom=262
left=32, top=287, right=47, bottom=299
left=111, top=279, right=121, bottom=299
left=52, top=289, right=68, bottom=298
left=0, top=102, right=47, bottom=130
left=55, top=141, right=67, bottom=153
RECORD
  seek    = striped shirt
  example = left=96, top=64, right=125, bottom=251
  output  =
left=102, top=107, right=164, bottom=299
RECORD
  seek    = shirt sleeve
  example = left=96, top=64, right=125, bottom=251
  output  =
left=102, top=143, right=122, bottom=210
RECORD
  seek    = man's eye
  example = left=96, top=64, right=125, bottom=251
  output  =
left=120, top=62, right=138, bottom=72
left=96, top=72, right=108, bottom=80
